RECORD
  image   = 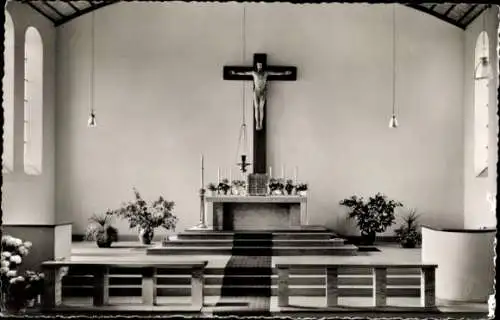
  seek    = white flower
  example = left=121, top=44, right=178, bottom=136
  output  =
left=13, top=238, right=23, bottom=247
left=23, top=241, right=32, bottom=249
left=10, top=255, right=22, bottom=264
left=1, top=260, right=10, bottom=268
left=1, top=251, right=12, bottom=259
left=0, top=267, right=10, bottom=274
left=18, top=246, right=28, bottom=256
left=6, top=270, right=17, bottom=277
left=2, top=235, right=14, bottom=245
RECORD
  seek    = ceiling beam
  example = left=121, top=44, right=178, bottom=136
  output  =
left=465, top=4, right=490, bottom=27
left=43, top=1, right=65, bottom=18
left=25, top=1, right=57, bottom=24
left=443, top=4, right=456, bottom=17
left=405, top=4, right=465, bottom=30
left=67, top=2, right=81, bottom=13
left=457, top=5, right=479, bottom=26
left=55, top=1, right=118, bottom=27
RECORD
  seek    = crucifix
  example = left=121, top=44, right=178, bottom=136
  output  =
left=223, top=53, right=297, bottom=174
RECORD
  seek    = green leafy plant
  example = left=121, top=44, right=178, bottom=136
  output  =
left=84, top=212, right=118, bottom=248
left=207, top=183, right=217, bottom=192
left=268, top=178, right=284, bottom=192
left=111, top=188, right=178, bottom=232
left=339, top=193, right=402, bottom=240
left=394, top=209, right=422, bottom=248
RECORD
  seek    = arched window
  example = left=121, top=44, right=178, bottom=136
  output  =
left=2, top=11, right=15, bottom=173
left=24, top=26, right=43, bottom=175
left=473, top=31, right=490, bottom=178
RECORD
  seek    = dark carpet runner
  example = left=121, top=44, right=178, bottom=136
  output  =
left=213, top=233, right=273, bottom=315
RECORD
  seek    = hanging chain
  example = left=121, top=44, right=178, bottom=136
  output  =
left=392, top=3, right=396, bottom=116
left=235, top=5, right=249, bottom=168
left=91, top=11, right=95, bottom=114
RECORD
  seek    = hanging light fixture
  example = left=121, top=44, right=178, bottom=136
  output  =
left=475, top=6, right=493, bottom=81
left=87, top=11, right=97, bottom=127
left=235, top=5, right=251, bottom=174
left=389, top=3, right=399, bottom=129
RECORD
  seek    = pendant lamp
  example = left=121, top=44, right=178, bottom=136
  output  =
left=88, top=11, right=97, bottom=127
left=389, top=4, right=399, bottom=128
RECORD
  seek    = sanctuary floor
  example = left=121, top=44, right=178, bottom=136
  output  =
left=64, top=241, right=489, bottom=317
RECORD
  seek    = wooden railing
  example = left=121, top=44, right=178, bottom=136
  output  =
left=275, top=263, right=437, bottom=309
left=41, top=260, right=207, bottom=311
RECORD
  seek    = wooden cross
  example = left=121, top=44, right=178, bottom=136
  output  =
left=223, top=53, right=297, bottom=174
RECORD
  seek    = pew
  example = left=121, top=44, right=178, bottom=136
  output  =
left=275, top=263, right=437, bottom=310
left=41, top=260, right=207, bottom=312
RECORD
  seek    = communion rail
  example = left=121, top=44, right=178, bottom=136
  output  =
left=41, top=260, right=207, bottom=312
left=275, top=263, right=437, bottom=309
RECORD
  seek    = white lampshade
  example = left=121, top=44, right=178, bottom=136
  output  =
left=389, top=114, right=398, bottom=128
left=475, top=56, right=493, bottom=80
left=87, top=111, right=97, bottom=127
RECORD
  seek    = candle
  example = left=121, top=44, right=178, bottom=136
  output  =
left=229, top=168, right=232, bottom=184
left=269, top=166, right=272, bottom=178
left=294, top=166, right=298, bottom=184
left=201, top=154, right=204, bottom=188
left=217, top=167, right=220, bottom=183
left=281, top=165, right=285, bottom=179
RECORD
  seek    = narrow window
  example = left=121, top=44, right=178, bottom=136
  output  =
left=2, top=11, right=15, bottom=173
left=23, top=27, right=43, bottom=175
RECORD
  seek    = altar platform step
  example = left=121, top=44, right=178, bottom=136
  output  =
left=146, top=245, right=358, bottom=256
left=174, top=231, right=336, bottom=241
left=162, top=239, right=346, bottom=247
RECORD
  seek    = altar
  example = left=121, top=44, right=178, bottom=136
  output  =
left=205, top=196, right=307, bottom=231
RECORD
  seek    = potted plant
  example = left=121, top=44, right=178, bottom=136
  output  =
left=218, top=179, right=231, bottom=195
left=1, top=235, right=44, bottom=314
left=296, top=183, right=308, bottom=196
left=339, top=193, right=402, bottom=245
left=84, top=212, right=118, bottom=248
left=285, top=180, right=295, bottom=195
left=207, top=183, right=218, bottom=196
left=111, top=188, right=178, bottom=245
left=231, top=180, right=246, bottom=196
left=269, top=178, right=284, bottom=195
left=394, top=209, right=422, bottom=248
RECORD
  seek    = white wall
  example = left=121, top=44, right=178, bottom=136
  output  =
left=55, top=2, right=465, bottom=236
left=2, top=2, right=56, bottom=225
left=463, top=7, right=498, bottom=229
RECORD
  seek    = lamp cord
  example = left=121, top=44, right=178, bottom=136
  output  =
left=91, top=11, right=95, bottom=114
left=235, top=5, right=248, bottom=165
left=392, top=3, right=396, bottom=117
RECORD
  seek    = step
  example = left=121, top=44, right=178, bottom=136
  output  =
left=176, top=232, right=335, bottom=240
left=162, top=239, right=346, bottom=247
left=62, top=285, right=421, bottom=297
left=146, top=245, right=358, bottom=256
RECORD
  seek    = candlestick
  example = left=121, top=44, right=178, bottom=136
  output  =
left=201, top=154, right=204, bottom=188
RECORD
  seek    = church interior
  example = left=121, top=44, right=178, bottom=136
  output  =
left=1, top=1, right=498, bottom=317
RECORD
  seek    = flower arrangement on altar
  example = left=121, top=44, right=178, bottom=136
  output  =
left=1, top=235, right=44, bottom=313
left=268, top=178, right=285, bottom=195
left=207, top=183, right=218, bottom=196
left=85, top=212, right=119, bottom=248
left=109, top=188, right=178, bottom=245
left=231, top=180, right=246, bottom=195
left=217, top=179, right=231, bottom=195
left=295, top=183, right=308, bottom=196
left=285, top=179, right=295, bottom=195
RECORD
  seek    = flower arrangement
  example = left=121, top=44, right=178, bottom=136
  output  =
left=207, top=183, right=218, bottom=195
left=1, top=235, right=44, bottom=312
left=394, top=209, right=422, bottom=248
left=110, top=188, right=178, bottom=244
left=285, top=179, right=295, bottom=195
left=85, top=212, right=119, bottom=248
left=268, top=178, right=285, bottom=195
left=217, top=179, right=231, bottom=195
left=339, top=193, right=402, bottom=245
left=295, top=183, right=308, bottom=196
left=231, top=180, right=246, bottom=196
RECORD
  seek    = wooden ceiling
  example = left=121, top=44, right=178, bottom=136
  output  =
left=21, top=1, right=490, bottom=29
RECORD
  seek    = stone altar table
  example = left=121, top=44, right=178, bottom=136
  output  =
left=205, top=196, right=307, bottom=231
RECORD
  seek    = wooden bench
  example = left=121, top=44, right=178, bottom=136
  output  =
left=41, top=260, right=207, bottom=311
left=275, top=263, right=437, bottom=309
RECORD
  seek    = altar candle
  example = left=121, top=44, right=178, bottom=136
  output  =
left=269, top=166, right=272, bottom=178
left=294, top=166, right=298, bottom=184
left=281, top=165, right=285, bottom=179
left=201, top=154, right=204, bottom=188
left=229, top=168, right=232, bottom=184
left=217, top=167, right=220, bottom=183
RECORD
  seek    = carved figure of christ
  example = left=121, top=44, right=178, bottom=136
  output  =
left=230, top=62, right=292, bottom=130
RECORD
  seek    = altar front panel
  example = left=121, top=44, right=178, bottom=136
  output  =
left=207, top=196, right=307, bottom=231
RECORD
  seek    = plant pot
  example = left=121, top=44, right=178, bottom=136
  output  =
left=360, top=232, right=376, bottom=245
left=401, top=240, right=417, bottom=248
left=209, top=190, right=217, bottom=196
left=139, top=228, right=154, bottom=245
left=96, top=238, right=112, bottom=248
left=298, top=190, right=307, bottom=197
